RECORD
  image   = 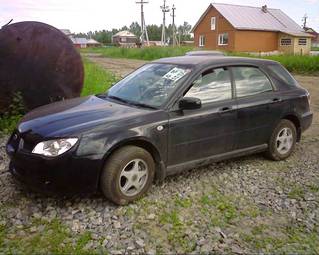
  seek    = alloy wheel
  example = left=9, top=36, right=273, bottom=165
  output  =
left=119, top=159, right=149, bottom=197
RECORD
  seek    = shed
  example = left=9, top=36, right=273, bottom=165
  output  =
left=112, top=31, right=137, bottom=47
left=71, top=37, right=88, bottom=48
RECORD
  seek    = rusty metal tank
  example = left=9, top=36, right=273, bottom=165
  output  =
left=0, top=21, right=84, bottom=113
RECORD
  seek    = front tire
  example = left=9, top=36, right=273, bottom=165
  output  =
left=266, top=119, right=297, bottom=161
left=100, top=146, right=155, bottom=205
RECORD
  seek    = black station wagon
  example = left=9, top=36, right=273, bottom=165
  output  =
left=6, top=56, right=313, bottom=205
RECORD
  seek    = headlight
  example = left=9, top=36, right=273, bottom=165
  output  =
left=32, top=138, right=78, bottom=157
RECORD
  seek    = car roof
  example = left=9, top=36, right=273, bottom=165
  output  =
left=185, top=50, right=225, bottom=56
left=153, top=55, right=278, bottom=68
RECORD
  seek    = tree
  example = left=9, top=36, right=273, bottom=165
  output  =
left=129, top=22, right=141, bottom=38
left=178, top=21, right=193, bottom=41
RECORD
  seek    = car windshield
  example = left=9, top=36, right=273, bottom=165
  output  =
left=107, top=63, right=192, bottom=108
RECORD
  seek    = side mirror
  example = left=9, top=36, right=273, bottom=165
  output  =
left=179, top=97, right=202, bottom=110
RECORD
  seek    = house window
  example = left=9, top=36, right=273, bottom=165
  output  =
left=211, top=17, right=216, bottom=30
left=218, top=33, right=228, bottom=45
left=298, top=38, right=307, bottom=45
left=280, top=38, right=292, bottom=46
left=199, top=35, right=205, bottom=47
left=121, top=37, right=127, bottom=42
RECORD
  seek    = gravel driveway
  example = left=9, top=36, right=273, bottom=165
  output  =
left=0, top=58, right=318, bottom=254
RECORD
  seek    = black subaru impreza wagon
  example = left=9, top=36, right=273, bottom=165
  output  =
left=7, top=56, right=312, bottom=205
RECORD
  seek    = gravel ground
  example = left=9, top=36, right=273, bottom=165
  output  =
left=0, top=60, right=318, bottom=253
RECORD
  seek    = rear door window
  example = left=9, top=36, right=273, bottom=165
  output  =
left=232, top=67, right=273, bottom=98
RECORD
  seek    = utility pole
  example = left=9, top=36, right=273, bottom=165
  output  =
left=302, top=14, right=308, bottom=29
left=171, top=4, right=178, bottom=46
left=136, top=0, right=149, bottom=46
left=160, top=0, right=170, bottom=46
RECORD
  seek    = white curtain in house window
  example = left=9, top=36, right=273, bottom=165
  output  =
left=211, top=17, right=216, bottom=30
left=199, top=35, right=205, bottom=47
left=218, top=33, right=228, bottom=45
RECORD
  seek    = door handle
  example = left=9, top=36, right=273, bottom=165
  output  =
left=218, top=106, right=233, bottom=113
left=271, top=98, right=282, bottom=103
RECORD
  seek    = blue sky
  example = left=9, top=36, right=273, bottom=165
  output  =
left=0, top=0, right=318, bottom=33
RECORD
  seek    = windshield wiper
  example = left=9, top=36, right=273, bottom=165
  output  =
left=129, top=102, right=158, bottom=110
left=108, top=95, right=131, bottom=104
left=96, top=93, right=108, bottom=98
left=108, top=95, right=157, bottom=110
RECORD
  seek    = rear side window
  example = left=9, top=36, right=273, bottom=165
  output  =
left=267, top=64, right=298, bottom=86
left=232, top=67, right=273, bottom=98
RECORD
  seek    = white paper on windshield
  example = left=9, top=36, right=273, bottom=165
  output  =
left=163, top=67, right=190, bottom=82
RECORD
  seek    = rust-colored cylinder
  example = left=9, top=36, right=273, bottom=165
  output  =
left=0, top=21, right=84, bottom=113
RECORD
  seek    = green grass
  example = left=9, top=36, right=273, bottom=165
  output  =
left=81, top=58, right=118, bottom=96
left=311, top=47, right=319, bottom=51
left=227, top=52, right=319, bottom=75
left=83, top=47, right=319, bottom=75
left=0, top=218, right=101, bottom=254
left=81, top=46, right=193, bottom=61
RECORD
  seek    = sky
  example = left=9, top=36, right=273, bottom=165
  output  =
left=0, top=0, right=318, bottom=33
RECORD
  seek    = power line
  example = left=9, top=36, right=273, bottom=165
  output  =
left=160, top=0, right=170, bottom=46
left=136, top=0, right=149, bottom=46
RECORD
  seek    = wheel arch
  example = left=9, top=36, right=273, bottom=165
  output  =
left=100, top=137, right=166, bottom=183
left=282, top=114, right=301, bottom=142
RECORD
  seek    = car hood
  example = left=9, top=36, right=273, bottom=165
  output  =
left=18, top=95, right=154, bottom=137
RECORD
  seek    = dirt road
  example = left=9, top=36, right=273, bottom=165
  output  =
left=84, top=53, right=147, bottom=77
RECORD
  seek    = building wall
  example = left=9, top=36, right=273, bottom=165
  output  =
left=278, top=33, right=311, bottom=55
left=193, top=6, right=236, bottom=51
left=234, top=30, right=278, bottom=52
left=293, top=37, right=311, bottom=55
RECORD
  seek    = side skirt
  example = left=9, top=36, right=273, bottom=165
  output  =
left=166, top=144, right=268, bottom=176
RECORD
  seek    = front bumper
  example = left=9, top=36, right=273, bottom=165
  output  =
left=7, top=144, right=103, bottom=195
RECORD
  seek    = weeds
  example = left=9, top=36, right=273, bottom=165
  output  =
left=81, top=58, right=118, bottom=96
left=0, top=92, right=25, bottom=134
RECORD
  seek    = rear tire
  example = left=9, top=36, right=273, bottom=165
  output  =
left=265, top=119, right=297, bottom=161
left=100, top=146, right=155, bottom=205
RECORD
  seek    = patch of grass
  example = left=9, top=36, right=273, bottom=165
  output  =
left=81, top=46, right=193, bottom=61
left=227, top=51, right=319, bottom=75
left=81, top=58, right=118, bottom=96
left=0, top=218, right=98, bottom=254
left=159, top=210, right=196, bottom=252
left=174, top=197, right=192, bottom=208
left=242, top=223, right=319, bottom=254
left=308, top=183, right=319, bottom=193
left=288, top=186, right=305, bottom=199
left=311, top=47, right=319, bottom=51
left=200, top=191, right=238, bottom=225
